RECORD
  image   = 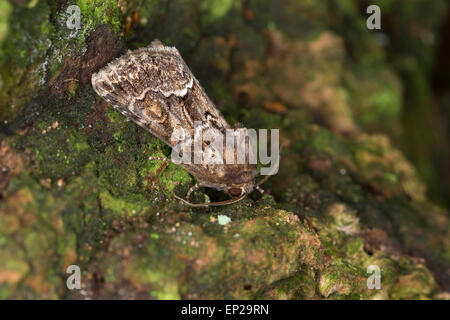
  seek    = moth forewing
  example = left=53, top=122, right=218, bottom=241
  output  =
left=91, top=39, right=259, bottom=206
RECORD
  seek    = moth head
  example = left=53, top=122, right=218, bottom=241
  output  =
left=175, top=169, right=262, bottom=207
left=227, top=187, right=244, bottom=198
left=225, top=170, right=257, bottom=198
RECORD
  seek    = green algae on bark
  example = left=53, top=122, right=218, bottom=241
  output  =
left=0, top=0, right=448, bottom=299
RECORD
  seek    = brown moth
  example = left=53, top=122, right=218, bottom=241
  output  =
left=91, top=39, right=274, bottom=206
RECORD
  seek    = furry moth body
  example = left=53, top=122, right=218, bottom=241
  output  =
left=91, top=39, right=267, bottom=206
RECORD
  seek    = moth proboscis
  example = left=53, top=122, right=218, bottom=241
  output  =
left=91, top=39, right=279, bottom=206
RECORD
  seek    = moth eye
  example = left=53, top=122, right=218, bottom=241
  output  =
left=228, top=188, right=242, bottom=198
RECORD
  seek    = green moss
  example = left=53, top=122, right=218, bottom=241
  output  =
left=262, top=268, right=317, bottom=299
left=0, top=0, right=448, bottom=300
left=390, top=262, right=438, bottom=299
left=0, top=1, right=53, bottom=121
left=0, top=175, right=79, bottom=298
left=0, top=0, right=126, bottom=122
left=75, top=0, right=123, bottom=40
left=25, top=119, right=94, bottom=180
left=99, top=191, right=147, bottom=217
left=0, top=0, right=11, bottom=45
left=318, top=263, right=360, bottom=298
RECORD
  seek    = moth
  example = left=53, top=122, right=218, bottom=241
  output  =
left=91, top=39, right=277, bottom=206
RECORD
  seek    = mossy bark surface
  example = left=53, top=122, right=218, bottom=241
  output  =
left=0, top=0, right=448, bottom=299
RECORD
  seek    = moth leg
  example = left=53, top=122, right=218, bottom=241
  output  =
left=147, top=156, right=172, bottom=190
left=174, top=193, right=247, bottom=207
left=144, top=161, right=168, bottom=190
left=155, top=162, right=168, bottom=188
left=186, top=183, right=201, bottom=201
left=255, top=185, right=264, bottom=194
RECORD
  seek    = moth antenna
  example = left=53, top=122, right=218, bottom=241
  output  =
left=255, top=174, right=272, bottom=187
left=174, top=193, right=247, bottom=207
left=255, top=140, right=288, bottom=187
